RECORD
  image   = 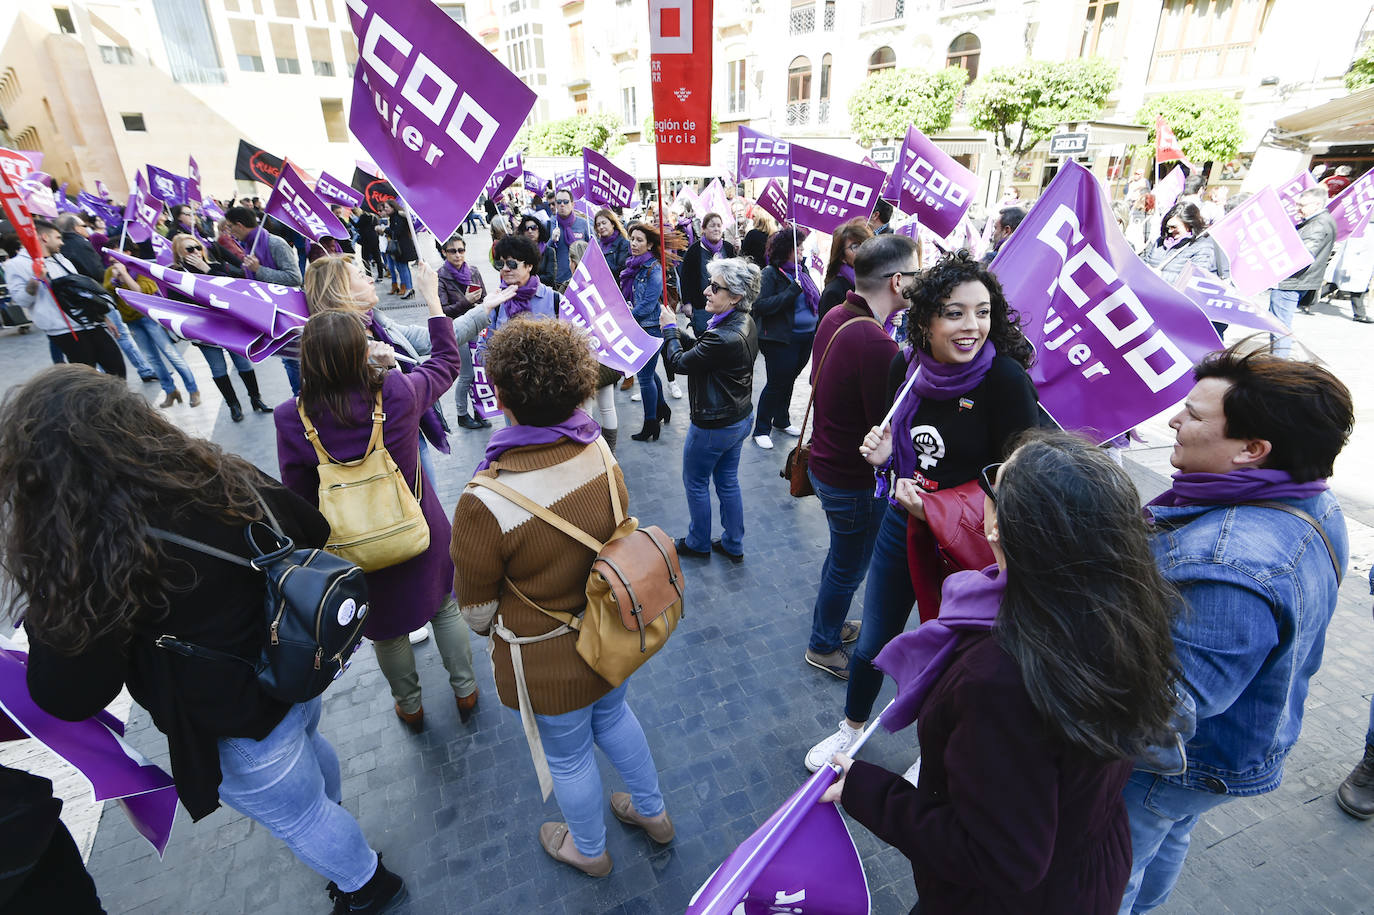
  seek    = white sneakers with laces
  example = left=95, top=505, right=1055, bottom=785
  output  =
left=804, top=720, right=863, bottom=773
left=753, top=434, right=774, bottom=450
left=669, top=380, right=683, bottom=399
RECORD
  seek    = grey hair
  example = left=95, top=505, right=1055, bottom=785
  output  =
left=489, top=215, right=509, bottom=235
left=55, top=213, right=81, bottom=233
left=707, top=257, right=762, bottom=313
left=1299, top=186, right=1328, bottom=205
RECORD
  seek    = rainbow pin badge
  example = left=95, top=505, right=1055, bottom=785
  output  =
left=958, top=397, right=975, bottom=412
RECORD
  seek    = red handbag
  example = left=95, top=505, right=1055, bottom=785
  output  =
left=905, top=479, right=996, bottom=624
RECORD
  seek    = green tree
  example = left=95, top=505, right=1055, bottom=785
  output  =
left=1134, top=91, right=1244, bottom=164
left=967, top=57, right=1118, bottom=174
left=516, top=113, right=625, bottom=156
left=1346, top=41, right=1374, bottom=91
left=641, top=113, right=720, bottom=144
left=847, top=67, right=968, bottom=146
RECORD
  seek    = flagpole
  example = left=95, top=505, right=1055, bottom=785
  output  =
left=655, top=158, right=670, bottom=314
left=829, top=699, right=893, bottom=771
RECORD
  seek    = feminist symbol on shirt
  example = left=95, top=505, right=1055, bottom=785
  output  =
left=910, top=424, right=946, bottom=470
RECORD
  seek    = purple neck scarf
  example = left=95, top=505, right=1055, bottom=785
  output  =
left=886, top=342, right=998, bottom=496
left=875, top=565, right=1005, bottom=732
left=474, top=408, right=602, bottom=472
left=838, top=263, right=856, bottom=288
left=706, top=308, right=735, bottom=330
left=619, top=251, right=655, bottom=302
left=1148, top=469, right=1329, bottom=508
left=780, top=262, right=820, bottom=314
left=442, top=259, right=472, bottom=289
left=701, top=235, right=723, bottom=256
left=557, top=212, right=579, bottom=245
left=501, top=274, right=542, bottom=317
left=598, top=232, right=619, bottom=252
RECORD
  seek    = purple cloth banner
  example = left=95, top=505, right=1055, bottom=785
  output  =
left=17, top=174, right=58, bottom=218
left=265, top=160, right=349, bottom=243
left=147, top=165, right=190, bottom=207
left=315, top=170, right=363, bottom=208
left=582, top=147, right=634, bottom=209
left=484, top=150, right=522, bottom=198
left=78, top=191, right=123, bottom=229
left=187, top=155, right=202, bottom=205
left=686, top=765, right=870, bottom=915
left=737, top=126, right=791, bottom=180
left=788, top=144, right=885, bottom=234
left=201, top=197, right=225, bottom=222
left=1327, top=168, right=1374, bottom=243
left=1173, top=264, right=1292, bottom=336
left=522, top=169, right=547, bottom=195
left=560, top=241, right=663, bottom=374
left=0, top=640, right=178, bottom=856
left=95, top=178, right=112, bottom=201
left=880, top=127, right=976, bottom=238
left=468, top=342, right=503, bottom=420
left=1153, top=166, right=1186, bottom=217
left=1208, top=186, right=1314, bottom=297
left=124, top=172, right=162, bottom=243
left=1276, top=171, right=1316, bottom=225
left=990, top=161, right=1222, bottom=443
left=698, top=178, right=731, bottom=223
left=150, top=232, right=174, bottom=266
left=755, top=178, right=789, bottom=225
left=55, top=182, right=81, bottom=214
left=555, top=168, right=586, bottom=201
left=346, top=0, right=536, bottom=241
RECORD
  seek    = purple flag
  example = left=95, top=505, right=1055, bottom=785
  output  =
left=201, top=197, right=225, bottom=222
left=265, top=159, right=349, bottom=243
left=95, top=178, right=112, bottom=201
left=686, top=765, right=870, bottom=915
left=1208, top=187, right=1314, bottom=297
left=555, top=168, right=586, bottom=201
left=150, top=232, right=174, bottom=266
left=17, top=174, right=58, bottom=218
left=698, top=178, right=731, bottom=223
left=737, top=126, right=791, bottom=180
left=187, top=155, right=202, bottom=205
left=1275, top=171, right=1315, bottom=225
left=78, top=191, right=123, bottom=229
left=788, top=145, right=885, bottom=234
left=990, top=161, right=1222, bottom=443
left=1153, top=166, right=1186, bottom=217
left=522, top=169, right=547, bottom=195
left=582, top=147, right=634, bottom=209
left=147, top=165, right=190, bottom=206
left=484, top=150, right=522, bottom=198
left=880, top=127, right=976, bottom=239
left=315, top=170, right=363, bottom=208
left=124, top=172, right=162, bottom=243
left=0, top=640, right=178, bottom=856
left=560, top=241, right=663, bottom=374
left=1327, top=168, right=1374, bottom=243
left=1173, top=264, right=1292, bottom=336
left=468, top=342, right=503, bottom=420
left=346, top=0, right=537, bottom=241
left=756, top=178, right=789, bottom=225
left=55, top=182, right=81, bottom=214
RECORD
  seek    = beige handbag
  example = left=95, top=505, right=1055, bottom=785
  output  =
left=298, top=392, right=430, bottom=572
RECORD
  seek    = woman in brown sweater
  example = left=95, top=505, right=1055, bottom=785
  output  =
left=451, top=318, right=672, bottom=878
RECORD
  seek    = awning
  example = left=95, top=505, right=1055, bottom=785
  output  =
left=1271, top=87, right=1374, bottom=148
left=933, top=137, right=991, bottom=157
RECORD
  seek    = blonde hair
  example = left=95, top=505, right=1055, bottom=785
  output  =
left=171, top=234, right=202, bottom=264
left=752, top=212, right=777, bottom=234
left=303, top=256, right=367, bottom=315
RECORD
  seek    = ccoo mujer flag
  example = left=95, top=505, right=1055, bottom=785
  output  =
left=346, top=0, right=537, bottom=242
left=647, top=0, right=713, bottom=166
left=265, top=159, right=349, bottom=243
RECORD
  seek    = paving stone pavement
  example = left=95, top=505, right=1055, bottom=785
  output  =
left=2, top=281, right=1373, bottom=915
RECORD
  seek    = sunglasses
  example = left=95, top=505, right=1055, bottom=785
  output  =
left=523, top=225, right=540, bottom=232
left=444, top=247, right=465, bottom=254
left=707, top=281, right=727, bottom=294
left=978, top=462, right=1003, bottom=504
left=498, top=258, right=524, bottom=270
left=183, top=244, right=203, bottom=253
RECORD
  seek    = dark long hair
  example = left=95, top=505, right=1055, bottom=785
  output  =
left=0, top=366, right=267, bottom=654
left=904, top=251, right=1034, bottom=368
left=824, top=217, right=873, bottom=285
left=994, top=431, right=1181, bottom=759
left=299, top=310, right=384, bottom=427
left=1158, top=202, right=1206, bottom=245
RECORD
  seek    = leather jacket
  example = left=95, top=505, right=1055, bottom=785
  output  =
left=660, top=309, right=759, bottom=428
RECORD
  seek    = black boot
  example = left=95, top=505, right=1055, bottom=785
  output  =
left=212, top=375, right=244, bottom=422
left=657, top=400, right=671, bottom=424
left=630, top=420, right=660, bottom=442
left=1337, top=743, right=1374, bottom=819
left=239, top=370, right=273, bottom=414
left=602, top=428, right=618, bottom=454
left=327, top=856, right=406, bottom=914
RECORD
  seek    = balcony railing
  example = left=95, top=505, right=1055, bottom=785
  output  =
left=786, top=101, right=811, bottom=125
left=818, top=99, right=831, bottom=124
left=860, top=0, right=904, bottom=26
left=789, top=6, right=815, bottom=34
left=823, top=4, right=835, bottom=30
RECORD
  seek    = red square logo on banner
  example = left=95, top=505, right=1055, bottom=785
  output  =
left=659, top=8, right=680, bottom=37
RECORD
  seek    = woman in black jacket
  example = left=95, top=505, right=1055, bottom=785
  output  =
left=680, top=212, right=738, bottom=335
left=819, top=217, right=873, bottom=317
left=380, top=201, right=419, bottom=299
left=516, top=214, right=558, bottom=289
left=0, top=366, right=406, bottom=914
left=750, top=226, right=820, bottom=450
left=593, top=208, right=632, bottom=277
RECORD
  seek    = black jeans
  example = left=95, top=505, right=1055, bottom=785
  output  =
left=51, top=328, right=126, bottom=379
left=753, top=335, right=813, bottom=436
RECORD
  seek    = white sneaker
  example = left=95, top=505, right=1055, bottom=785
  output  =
left=631, top=392, right=642, bottom=402
left=783, top=424, right=803, bottom=437
left=669, top=381, right=683, bottom=399
left=805, top=720, right=864, bottom=773
left=753, top=434, right=774, bottom=450
left=408, top=627, right=430, bottom=645
left=901, top=756, right=921, bottom=787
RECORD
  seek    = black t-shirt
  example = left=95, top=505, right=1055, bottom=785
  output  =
left=886, top=352, right=1042, bottom=491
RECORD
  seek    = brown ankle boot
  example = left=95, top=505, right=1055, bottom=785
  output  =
left=390, top=282, right=400, bottom=295
left=1337, top=743, right=1374, bottom=819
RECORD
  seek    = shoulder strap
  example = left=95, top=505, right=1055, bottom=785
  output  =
left=147, top=489, right=281, bottom=568
left=297, top=391, right=385, bottom=466
left=1240, top=500, right=1342, bottom=582
left=797, top=316, right=885, bottom=443
left=467, top=475, right=605, bottom=553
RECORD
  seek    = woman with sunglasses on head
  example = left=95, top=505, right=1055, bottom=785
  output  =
left=516, top=215, right=558, bottom=289
left=437, top=234, right=492, bottom=431
left=823, top=432, right=1182, bottom=914
left=621, top=223, right=673, bottom=442
left=805, top=251, right=1041, bottom=773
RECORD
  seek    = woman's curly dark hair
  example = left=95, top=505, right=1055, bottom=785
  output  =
left=484, top=317, right=599, bottom=426
left=903, top=251, right=1034, bottom=368
left=0, top=366, right=268, bottom=654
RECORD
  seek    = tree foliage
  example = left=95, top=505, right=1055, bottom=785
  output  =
left=1134, top=91, right=1244, bottom=164
left=1346, top=41, right=1374, bottom=91
left=847, top=67, right=968, bottom=146
left=641, top=113, right=720, bottom=144
left=517, top=113, right=625, bottom=156
left=967, top=58, right=1118, bottom=166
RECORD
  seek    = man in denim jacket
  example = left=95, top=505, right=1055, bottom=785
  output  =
left=1119, top=344, right=1354, bottom=914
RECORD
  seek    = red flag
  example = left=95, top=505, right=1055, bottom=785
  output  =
left=0, top=171, right=44, bottom=271
left=647, top=0, right=713, bottom=166
left=1155, top=117, right=1185, bottom=164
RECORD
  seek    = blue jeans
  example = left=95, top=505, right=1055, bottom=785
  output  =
left=128, top=318, right=198, bottom=395
left=1268, top=289, right=1301, bottom=356
left=845, top=503, right=917, bottom=723
left=753, top=336, right=813, bottom=436
left=1118, top=772, right=1231, bottom=913
left=636, top=349, right=663, bottom=424
left=808, top=471, right=885, bottom=654
left=682, top=414, right=751, bottom=554
left=530, top=682, right=665, bottom=857
left=217, top=697, right=378, bottom=892
left=110, top=309, right=154, bottom=377
left=393, top=260, right=413, bottom=290
left=281, top=357, right=301, bottom=397
left=198, top=345, right=254, bottom=377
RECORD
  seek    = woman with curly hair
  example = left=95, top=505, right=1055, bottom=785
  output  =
left=452, top=318, right=672, bottom=878
left=805, top=251, right=1042, bottom=772
left=516, top=214, right=558, bottom=288
left=2, top=366, right=406, bottom=913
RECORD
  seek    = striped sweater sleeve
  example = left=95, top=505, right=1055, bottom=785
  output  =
left=452, top=490, right=504, bottom=635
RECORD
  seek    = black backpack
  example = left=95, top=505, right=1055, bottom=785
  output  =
left=149, top=495, right=370, bottom=703
left=47, top=272, right=115, bottom=328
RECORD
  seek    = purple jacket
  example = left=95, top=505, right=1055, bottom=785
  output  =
left=273, top=315, right=461, bottom=641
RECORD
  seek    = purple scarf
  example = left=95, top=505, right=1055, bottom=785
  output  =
left=1148, top=469, right=1328, bottom=508
left=557, top=212, right=579, bottom=245
left=442, top=259, right=472, bottom=289
left=701, top=235, right=723, bottom=257
left=875, top=565, right=1004, bottom=732
left=245, top=227, right=278, bottom=271
left=884, top=342, right=998, bottom=501
left=474, top=408, right=602, bottom=472
left=598, top=231, right=619, bottom=253
left=706, top=308, right=735, bottom=330
left=837, top=263, right=856, bottom=288
left=780, top=262, right=820, bottom=314
left=500, top=274, right=542, bottom=318
left=619, top=251, right=656, bottom=303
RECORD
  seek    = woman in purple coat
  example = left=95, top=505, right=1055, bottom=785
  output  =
left=274, top=260, right=479, bottom=733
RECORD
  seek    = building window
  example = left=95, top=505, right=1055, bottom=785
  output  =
left=342, top=29, right=358, bottom=76
left=824, top=0, right=836, bottom=30
left=224, top=0, right=239, bottom=10
left=438, top=2, right=466, bottom=22
left=276, top=0, right=298, bottom=16
left=99, top=45, right=135, bottom=64
left=1150, top=0, right=1271, bottom=83
left=620, top=86, right=637, bottom=127
left=320, top=98, right=347, bottom=142
left=569, top=21, right=586, bottom=76
left=787, top=55, right=811, bottom=125
left=868, top=46, right=895, bottom=74
left=726, top=58, right=746, bottom=115
left=946, top=32, right=980, bottom=81
left=574, top=91, right=588, bottom=116
left=819, top=53, right=832, bottom=123
left=53, top=7, right=76, bottom=33
left=860, top=0, right=904, bottom=25
left=230, top=19, right=264, bottom=71
left=121, top=112, right=147, bottom=131
left=503, top=23, right=545, bottom=84
left=270, top=22, right=301, bottom=74
left=151, top=0, right=226, bottom=84
left=1080, top=1, right=1118, bottom=56
left=790, top=0, right=816, bottom=35
left=307, top=27, right=334, bottom=77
